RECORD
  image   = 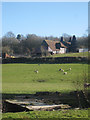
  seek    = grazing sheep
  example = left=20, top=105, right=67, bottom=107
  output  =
left=64, top=72, right=67, bottom=75
left=84, top=83, right=90, bottom=88
left=34, top=70, right=38, bottom=73
left=61, top=69, right=64, bottom=72
left=69, top=68, right=71, bottom=70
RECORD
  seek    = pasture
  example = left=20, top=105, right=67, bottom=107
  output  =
left=2, top=63, right=88, bottom=94
left=48, top=51, right=89, bottom=57
left=2, top=63, right=89, bottom=119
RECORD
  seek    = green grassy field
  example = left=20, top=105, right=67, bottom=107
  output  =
left=48, top=51, right=89, bottom=57
left=2, top=63, right=89, bottom=119
left=2, top=63, right=88, bottom=94
left=2, top=109, right=89, bottom=119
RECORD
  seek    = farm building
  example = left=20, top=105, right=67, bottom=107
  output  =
left=41, top=37, right=72, bottom=55
left=30, top=35, right=77, bottom=56
left=41, top=40, right=67, bottom=54
left=78, top=48, right=88, bottom=53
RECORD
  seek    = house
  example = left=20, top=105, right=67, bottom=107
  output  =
left=78, top=48, right=88, bottom=53
left=60, top=37, right=71, bottom=53
left=34, top=35, right=76, bottom=56
left=41, top=39, right=68, bottom=55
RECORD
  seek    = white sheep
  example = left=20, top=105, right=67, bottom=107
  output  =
left=84, top=83, right=90, bottom=88
left=34, top=70, right=38, bottom=73
left=64, top=72, right=67, bottom=75
left=61, top=69, right=64, bottom=72
left=69, top=68, right=71, bottom=70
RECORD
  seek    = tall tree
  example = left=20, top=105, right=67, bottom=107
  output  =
left=17, top=34, right=26, bottom=41
left=17, top=34, right=21, bottom=41
left=71, top=35, right=77, bottom=52
left=4, top=31, right=15, bottom=38
left=2, top=31, right=19, bottom=54
left=77, top=36, right=88, bottom=48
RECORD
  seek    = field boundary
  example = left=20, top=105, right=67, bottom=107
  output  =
left=2, top=57, right=88, bottom=64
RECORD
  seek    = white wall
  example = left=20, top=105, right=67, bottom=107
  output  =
left=48, top=46, right=66, bottom=54
left=59, top=48, right=66, bottom=54
left=79, top=48, right=88, bottom=53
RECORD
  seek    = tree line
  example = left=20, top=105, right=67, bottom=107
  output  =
left=1, top=31, right=88, bottom=56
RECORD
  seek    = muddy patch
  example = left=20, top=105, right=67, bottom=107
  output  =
left=37, top=80, right=46, bottom=82
left=2, top=91, right=90, bottom=113
left=2, top=100, right=29, bottom=113
left=2, top=99, right=71, bottom=112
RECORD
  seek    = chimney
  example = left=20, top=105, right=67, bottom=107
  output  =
left=72, top=35, right=76, bottom=40
left=68, top=37, right=72, bottom=42
left=61, top=37, right=64, bottom=42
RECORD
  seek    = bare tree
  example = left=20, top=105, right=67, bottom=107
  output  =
left=2, top=32, right=19, bottom=54
left=77, top=36, right=88, bottom=49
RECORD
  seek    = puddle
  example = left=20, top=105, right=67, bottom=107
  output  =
left=2, top=91, right=90, bottom=112
left=2, top=99, right=71, bottom=112
left=20, top=99, right=56, bottom=107
left=9, top=99, right=47, bottom=107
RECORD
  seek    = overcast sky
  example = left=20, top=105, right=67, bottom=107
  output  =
left=2, top=2, right=88, bottom=37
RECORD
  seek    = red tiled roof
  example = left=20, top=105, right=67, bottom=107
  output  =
left=45, top=40, right=67, bottom=51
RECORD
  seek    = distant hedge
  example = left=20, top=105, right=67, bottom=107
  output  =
left=2, top=57, right=88, bottom=64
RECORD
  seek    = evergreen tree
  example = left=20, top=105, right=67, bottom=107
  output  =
left=71, top=35, right=77, bottom=52
left=17, top=34, right=21, bottom=41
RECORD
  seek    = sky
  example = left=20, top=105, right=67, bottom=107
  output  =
left=2, top=2, right=88, bottom=37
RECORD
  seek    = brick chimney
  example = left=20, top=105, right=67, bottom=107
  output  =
left=72, top=35, right=76, bottom=40
left=68, top=37, right=72, bottom=42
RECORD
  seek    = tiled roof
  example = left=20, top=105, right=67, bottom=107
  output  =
left=45, top=40, right=67, bottom=51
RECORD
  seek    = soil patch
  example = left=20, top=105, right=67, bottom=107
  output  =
left=2, top=91, right=90, bottom=113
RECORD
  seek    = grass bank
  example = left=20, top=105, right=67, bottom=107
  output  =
left=2, top=109, right=89, bottom=119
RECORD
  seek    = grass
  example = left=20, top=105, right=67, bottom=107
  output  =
left=2, top=63, right=88, bottom=94
left=2, top=63, right=89, bottom=120
left=2, top=109, right=89, bottom=119
left=48, top=51, right=89, bottom=57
